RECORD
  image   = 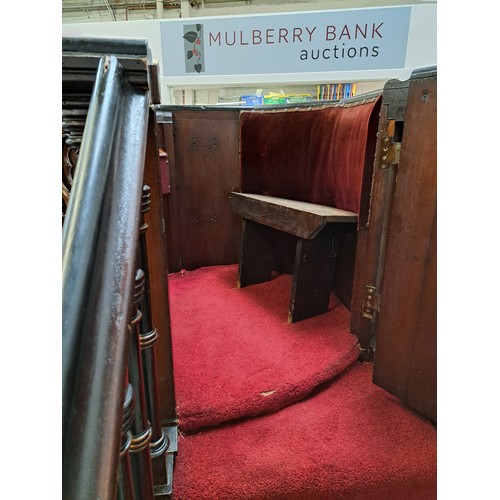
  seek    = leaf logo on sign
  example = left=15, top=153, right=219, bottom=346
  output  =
left=183, top=24, right=203, bottom=73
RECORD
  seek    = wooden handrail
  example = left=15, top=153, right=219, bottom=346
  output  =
left=62, top=53, right=150, bottom=500
left=62, top=38, right=177, bottom=500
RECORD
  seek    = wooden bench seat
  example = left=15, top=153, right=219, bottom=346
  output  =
left=232, top=97, right=380, bottom=323
left=229, top=193, right=358, bottom=238
left=229, top=192, right=357, bottom=323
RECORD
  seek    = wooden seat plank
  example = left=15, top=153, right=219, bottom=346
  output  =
left=229, top=192, right=357, bottom=239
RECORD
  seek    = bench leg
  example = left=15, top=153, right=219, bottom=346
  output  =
left=288, top=225, right=340, bottom=323
left=238, top=219, right=275, bottom=288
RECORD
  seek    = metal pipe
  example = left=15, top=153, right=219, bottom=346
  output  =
left=156, top=0, right=164, bottom=18
left=104, top=0, right=117, bottom=20
left=62, top=1, right=180, bottom=13
left=180, top=0, right=190, bottom=17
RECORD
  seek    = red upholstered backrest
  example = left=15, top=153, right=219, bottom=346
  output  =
left=240, top=98, right=381, bottom=222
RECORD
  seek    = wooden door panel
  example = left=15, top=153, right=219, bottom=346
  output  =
left=159, top=108, right=241, bottom=272
left=372, top=69, right=437, bottom=421
left=405, top=211, right=437, bottom=421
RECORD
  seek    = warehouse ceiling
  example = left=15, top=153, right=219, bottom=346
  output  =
left=61, top=0, right=307, bottom=20
left=62, top=0, right=180, bottom=21
left=62, top=0, right=434, bottom=23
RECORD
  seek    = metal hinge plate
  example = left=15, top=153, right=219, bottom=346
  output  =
left=379, top=138, right=401, bottom=170
left=362, top=284, right=381, bottom=319
left=153, top=424, right=178, bottom=497
left=155, top=110, right=173, bottom=124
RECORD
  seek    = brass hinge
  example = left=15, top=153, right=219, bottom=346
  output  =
left=379, top=137, right=401, bottom=170
left=362, top=284, right=381, bottom=319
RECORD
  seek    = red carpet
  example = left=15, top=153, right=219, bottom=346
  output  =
left=172, top=361, right=437, bottom=500
left=168, top=265, right=360, bottom=431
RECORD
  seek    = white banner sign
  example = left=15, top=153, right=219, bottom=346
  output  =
left=160, top=6, right=411, bottom=77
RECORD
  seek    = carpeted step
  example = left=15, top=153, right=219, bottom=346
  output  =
left=172, top=361, right=437, bottom=500
left=169, top=265, right=360, bottom=432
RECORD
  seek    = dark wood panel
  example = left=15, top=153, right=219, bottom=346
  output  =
left=290, top=224, right=341, bottom=323
left=143, top=112, right=177, bottom=426
left=160, top=109, right=241, bottom=272
left=237, top=219, right=275, bottom=287
left=332, top=229, right=357, bottom=311
left=350, top=96, right=403, bottom=354
left=156, top=114, right=182, bottom=272
left=372, top=71, right=437, bottom=421
left=405, top=210, right=437, bottom=421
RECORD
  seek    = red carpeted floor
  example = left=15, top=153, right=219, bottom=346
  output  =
left=172, top=362, right=437, bottom=500
left=169, top=265, right=360, bottom=431
left=168, top=264, right=437, bottom=499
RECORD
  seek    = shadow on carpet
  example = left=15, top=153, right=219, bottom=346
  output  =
left=168, top=265, right=360, bottom=432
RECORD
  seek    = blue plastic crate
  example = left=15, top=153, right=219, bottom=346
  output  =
left=241, top=95, right=264, bottom=106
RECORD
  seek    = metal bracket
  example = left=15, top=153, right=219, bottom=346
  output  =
left=155, top=111, right=173, bottom=124
left=382, top=80, right=409, bottom=121
left=153, top=425, right=178, bottom=497
left=362, top=284, right=381, bottom=319
left=379, top=136, right=401, bottom=170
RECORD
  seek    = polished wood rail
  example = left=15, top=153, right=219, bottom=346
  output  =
left=62, top=38, right=176, bottom=500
